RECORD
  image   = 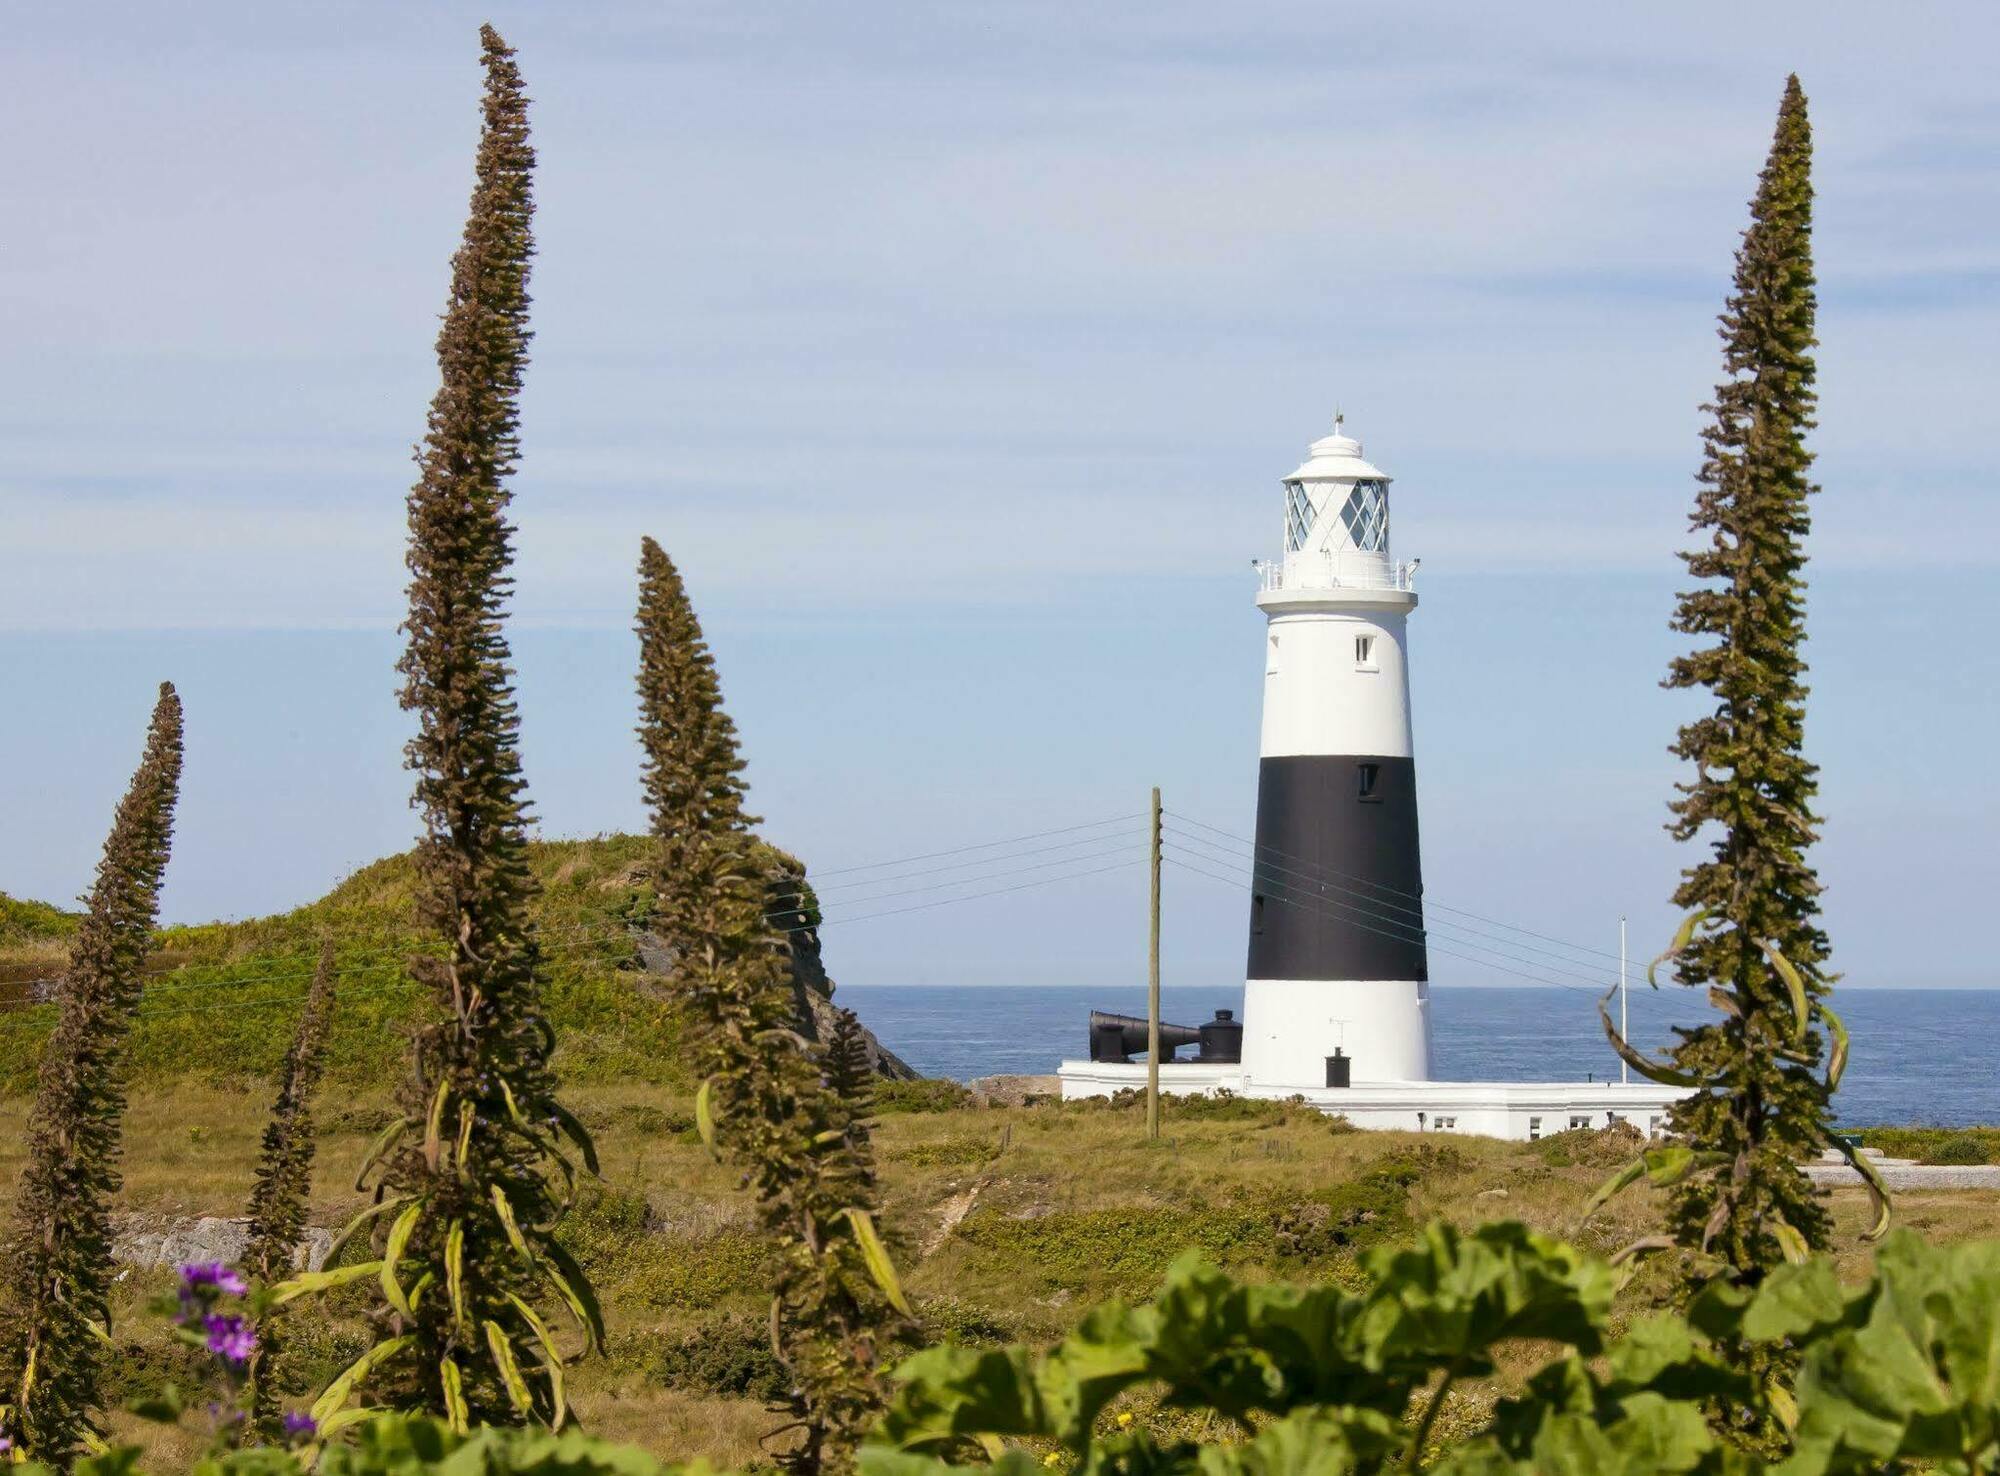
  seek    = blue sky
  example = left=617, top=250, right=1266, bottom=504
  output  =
left=3, top=3, right=1995, bottom=999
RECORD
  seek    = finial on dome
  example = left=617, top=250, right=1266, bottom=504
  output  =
left=1334, top=408, right=1343, bottom=434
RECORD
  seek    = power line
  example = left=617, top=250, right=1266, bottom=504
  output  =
left=1165, top=809, right=1629, bottom=966
left=806, top=813, right=1145, bottom=878
left=2, top=854, right=1149, bottom=1020
left=1163, top=854, right=1603, bottom=998
left=1162, top=829, right=1623, bottom=992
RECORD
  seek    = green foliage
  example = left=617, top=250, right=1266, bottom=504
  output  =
left=634, top=1316, right=790, bottom=1402
left=1856, top=1127, right=2000, bottom=1166
left=1, top=684, right=184, bottom=1464
left=0, top=893, right=79, bottom=945
left=295, top=27, right=604, bottom=1433
left=244, top=941, right=338, bottom=1436
left=875, top=1080, right=974, bottom=1115
left=896, top=1135, right=1004, bottom=1169
left=1649, top=72, right=1839, bottom=1287
left=860, top=1222, right=2000, bottom=1476
left=636, top=533, right=904, bottom=1470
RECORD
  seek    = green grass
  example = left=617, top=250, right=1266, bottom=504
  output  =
left=0, top=835, right=698, bottom=1095
left=1855, top=1125, right=2000, bottom=1165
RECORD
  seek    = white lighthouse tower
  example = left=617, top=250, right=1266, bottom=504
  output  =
left=1057, top=412, right=1691, bottom=1141
left=1241, top=415, right=1430, bottom=1090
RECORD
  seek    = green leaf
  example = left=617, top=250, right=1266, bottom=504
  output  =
left=380, top=1201, right=424, bottom=1318
left=1771, top=1216, right=1809, bottom=1267
left=1595, top=993, right=1707, bottom=1089
left=506, top=1292, right=569, bottom=1430
left=1756, top=938, right=1811, bottom=1045
left=321, top=1195, right=412, bottom=1269
left=1579, top=1157, right=1647, bottom=1224
left=351, top=1118, right=410, bottom=1192
left=541, top=1238, right=608, bottom=1352
left=492, top=1183, right=532, bottom=1260
left=694, top=1078, right=719, bottom=1160
left=1817, top=999, right=1851, bottom=1090
left=439, top=1356, right=467, bottom=1436
left=845, top=1206, right=914, bottom=1318
left=1645, top=909, right=1709, bottom=989
left=310, top=1334, right=415, bottom=1425
left=1742, top=1258, right=1846, bottom=1343
left=422, top=1079, right=450, bottom=1172
left=445, top=1219, right=466, bottom=1328
left=547, top=1099, right=602, bottom=1176
left=1825, top=1136, right=1894, bottom=1241
left=266, top=1259, right=386, bottom=1308
left=485, top=1320, right=536, bottom=1416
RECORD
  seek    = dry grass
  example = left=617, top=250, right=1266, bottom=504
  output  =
left=1, top=1084, right=1994, bottom=1467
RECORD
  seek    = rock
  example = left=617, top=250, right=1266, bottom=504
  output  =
left=969, top=1074, right=1060, bottom=1108
left=1475, top=1188, right=1509, bottom=1200
left=925, top=1182, right=985, bottom=1254
left=627, top=846, right=919, bottom=1081
left=113, top=1216, right=333, bottom=1274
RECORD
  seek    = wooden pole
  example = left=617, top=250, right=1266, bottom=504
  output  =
left=1619, top=915, right=1629, bottom=1085
left=1147, top=785, right=1162, bottom=1141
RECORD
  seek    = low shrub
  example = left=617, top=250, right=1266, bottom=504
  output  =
left=877, top=1078, right=975, bottom=1114
left=636, top=1315, right=789, bottom=1402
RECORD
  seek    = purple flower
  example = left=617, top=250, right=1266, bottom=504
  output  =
left=282, top=1412, right=318, bottom=1440
left=0, top=1434, right=13, bottom=1454
left=179, top=1262, right=248, bottom=1297
left=203, top=1313, right=256, bottom=1366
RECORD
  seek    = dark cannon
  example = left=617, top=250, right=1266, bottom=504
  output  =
left=1087, top=1007, right=1243, bottom=1064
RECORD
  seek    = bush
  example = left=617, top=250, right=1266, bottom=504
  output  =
left=876, top=1078, right=974, bottom=1114
left=1925, top=1131, right=1992, bottom=1166
left=637, top=1315, right=789, bottom=1402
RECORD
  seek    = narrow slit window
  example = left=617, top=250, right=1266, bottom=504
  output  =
left=1354, top=634, right=1375, bottom=668
left=1357, top=762, right=1381, bottom=801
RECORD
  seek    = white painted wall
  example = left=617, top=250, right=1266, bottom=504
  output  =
left=1258, top=594, right=1415, bottom=759
left=1055, top=1060, right=1686, bottom=1143
left=1240, top=976, right=1431, bottom=1086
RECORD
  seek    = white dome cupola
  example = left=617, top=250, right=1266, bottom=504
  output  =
left=1269, top=415, right=1408, bottom=594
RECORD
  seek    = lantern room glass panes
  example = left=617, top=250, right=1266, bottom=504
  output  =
left=1339, top=479, right=1389, bottom=552
left=1283, top=481, right=1314, bottom=552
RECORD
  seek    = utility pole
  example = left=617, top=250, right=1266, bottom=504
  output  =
left=1146, top=786, right=1162, bottom=1141
left=1619, top=915, right=1629, bottom=1085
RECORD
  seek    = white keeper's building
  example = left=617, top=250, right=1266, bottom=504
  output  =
left=1057, top=415, right=1684, bottom=1141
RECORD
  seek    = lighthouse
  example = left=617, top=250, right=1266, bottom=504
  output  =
left=1057, top=412, right=1689, bottom=1140
left=1241, top=416, right=1430, bottom=1089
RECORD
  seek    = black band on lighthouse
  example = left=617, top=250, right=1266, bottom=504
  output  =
left=1244, top=754, right=1428, bottom=983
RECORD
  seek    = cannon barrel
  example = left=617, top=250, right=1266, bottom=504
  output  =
left=1087, top=1007, right=1243, bottom=1064
left=1088, top=1009, right=1200, bottom=1062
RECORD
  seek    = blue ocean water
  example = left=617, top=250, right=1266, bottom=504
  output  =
left=836, top=984, right=2000, bottom=1128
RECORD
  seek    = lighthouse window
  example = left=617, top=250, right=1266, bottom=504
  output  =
left=1339, top=479, right=1389, bottom=552
left=1354, top=634, right=1376, bottom=669
left=1283, top=482, right=1314, bottom=552
left=1357, top=762, right=1381, bottom=802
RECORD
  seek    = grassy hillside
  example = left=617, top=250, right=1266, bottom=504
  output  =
left=0, top=834, right=697, bottom=1095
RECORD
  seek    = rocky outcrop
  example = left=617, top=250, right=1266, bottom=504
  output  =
left=628, top=843, right=917, bottom=1081
left=112, top=1215, right=332, bottom=1274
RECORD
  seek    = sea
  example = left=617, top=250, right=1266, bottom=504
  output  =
left=837, top=984, right=2000, bottom=1128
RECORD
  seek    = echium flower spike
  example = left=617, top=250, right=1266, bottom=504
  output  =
left=288, top=26, right=602, bottom=1431
left=0, top=684, right=183, bottom=1465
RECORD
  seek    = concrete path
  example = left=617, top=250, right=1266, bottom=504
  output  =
left=1804, top=1148, right=2000, bottom=1190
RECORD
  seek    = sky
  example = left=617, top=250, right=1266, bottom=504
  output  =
left=3, top=3, right=1996, bottom=1005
